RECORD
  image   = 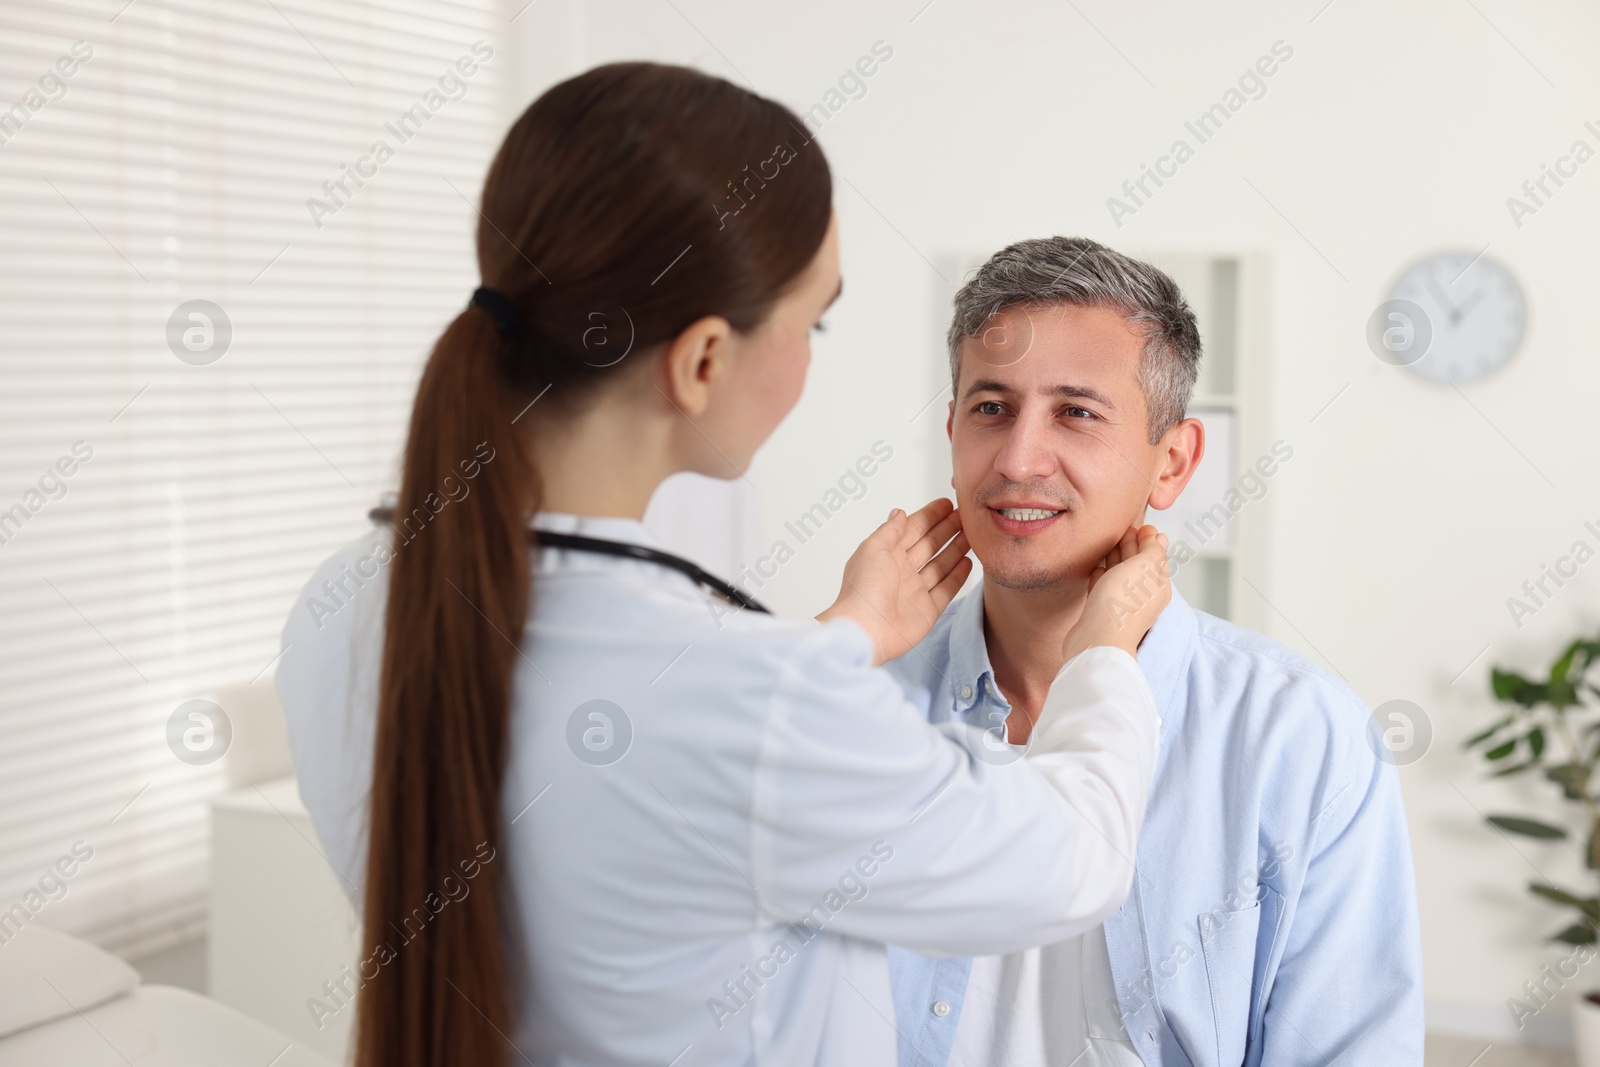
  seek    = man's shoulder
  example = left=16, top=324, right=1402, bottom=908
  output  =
left=1187, top=608, right=1372, bottom=741
left=1153, top=609, right=1400, bottom=871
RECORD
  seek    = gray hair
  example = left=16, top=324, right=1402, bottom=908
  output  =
left=946, top=237, right=1201, bottom=443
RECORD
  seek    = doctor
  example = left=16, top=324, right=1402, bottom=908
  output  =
left=275, top=61, right=1171, bottom=1067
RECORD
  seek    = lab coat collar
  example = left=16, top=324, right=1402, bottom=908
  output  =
left=942, top=575, right=1198, bottom=738
left=530, top=510, right=667, bottom=549
left=528, top=509, right=731, bottom=612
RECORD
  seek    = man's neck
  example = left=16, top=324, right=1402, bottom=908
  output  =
left=981, top=576, right=1090, bottom=745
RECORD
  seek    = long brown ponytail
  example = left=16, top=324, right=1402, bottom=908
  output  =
left=359, top=63, right=831, bottom=1067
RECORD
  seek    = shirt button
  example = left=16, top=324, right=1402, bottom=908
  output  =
left=932, top=1000, right=951, bottom=1017
left=959, top=685, right=974, bottom=701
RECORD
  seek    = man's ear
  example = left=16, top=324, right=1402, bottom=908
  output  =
left=1147, top=416, right=1205, bottom=510
left=660, top=315, right=734, bottom=418
left=946, top=400, right=954, bottom=442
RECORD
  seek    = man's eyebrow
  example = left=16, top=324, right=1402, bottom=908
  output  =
left=958, top=378, right=1118, bottom=410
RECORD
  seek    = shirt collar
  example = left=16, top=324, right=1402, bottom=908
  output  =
left=942, top=577, right=1199, bottom=733
left=945, top=581, right=1000, bottom=718
left=1136, top=583, right=1199, bottom=732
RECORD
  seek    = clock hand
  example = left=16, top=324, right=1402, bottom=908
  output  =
left=1426, top=272, right=1460, bottom=319
left=1451, top=289, right=1486, bottom=326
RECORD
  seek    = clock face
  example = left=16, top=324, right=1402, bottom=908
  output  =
left=1386, top=251, right=1526, bottom=383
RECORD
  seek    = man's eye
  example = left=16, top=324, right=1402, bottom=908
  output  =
left=1064, top=406, right=1096, bottom=420
left=976, top=401, right=1004, bottom=416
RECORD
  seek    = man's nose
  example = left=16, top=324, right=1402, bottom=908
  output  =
left=993, top=419, right=1057, bottom=482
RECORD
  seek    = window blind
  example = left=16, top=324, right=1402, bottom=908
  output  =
left=0, top=0, right=506, bottom=959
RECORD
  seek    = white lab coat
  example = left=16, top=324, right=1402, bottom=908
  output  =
left=274, top=510, right=1159, bottom=1067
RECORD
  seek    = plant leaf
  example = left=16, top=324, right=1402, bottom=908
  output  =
left=1493, top=668, right=1545, bottom=707
left=1552, top=643, right=1582, bottom=688
left=1491, top=760, right=1538, bottom=778
left=1464, top=716, right=1515, bottom=749
left=1485, top=739, right=1517, bottom=761
left=1487, top=815, right=1568, bottom=839
left=1529, top=728, right=1546, bottom=760
left=1529, top=882, right=1600, bottom=918
left=1552, top=923, right=1598, bottom=945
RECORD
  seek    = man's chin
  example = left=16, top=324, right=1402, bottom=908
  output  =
left=983, top=568, right=1074, bottom=592
left=976, top=554, right=1096, bottom=593
left=968, top=522, right=1104, bottom=591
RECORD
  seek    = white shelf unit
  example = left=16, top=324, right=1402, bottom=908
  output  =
left=1135, top=251, right=1273, bottom=630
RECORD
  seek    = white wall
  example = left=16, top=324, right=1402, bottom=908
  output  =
left=509, top=0, right=1600, bottom=1041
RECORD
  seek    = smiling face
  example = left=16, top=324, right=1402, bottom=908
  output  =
left=947, top=302, right=1187, bottom=591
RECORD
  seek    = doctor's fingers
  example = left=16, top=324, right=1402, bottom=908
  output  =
left=918, top=528, right=971, bottom=591
left=927, top=543, right=974, bottom=610
left=895, top=497, right=957, bottom=552
left=1101, top=524, right=1141, bottom=569
left=904, top=507, right=963, bottom=569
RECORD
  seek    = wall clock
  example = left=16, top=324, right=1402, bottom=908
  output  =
left=1381, top=251, right=1526, bottom=384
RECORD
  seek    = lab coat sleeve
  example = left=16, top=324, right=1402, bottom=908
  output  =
left=750, top=620, right=1159, bottom=958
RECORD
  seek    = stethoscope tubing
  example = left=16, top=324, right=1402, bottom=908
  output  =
left=367, top=505, right=772, bottom=614
left=530, top=529, right=772, bottom=615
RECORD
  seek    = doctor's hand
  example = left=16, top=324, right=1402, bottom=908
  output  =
left=1061, top=524, right=1171, bottom=663
left=816, top=498, right=973, bottom=667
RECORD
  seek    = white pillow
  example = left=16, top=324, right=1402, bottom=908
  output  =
left=0, top=923, right=139, bottom=1039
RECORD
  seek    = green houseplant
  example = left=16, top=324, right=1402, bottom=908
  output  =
left=1467, top=632, right=1600, bottom=1059
left=1467, top=634, right=1600, bottom=945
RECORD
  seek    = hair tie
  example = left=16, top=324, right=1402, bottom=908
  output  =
left=470, top=286, right=521, bottom=339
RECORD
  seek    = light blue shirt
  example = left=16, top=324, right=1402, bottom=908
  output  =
left=886, top=582, right=1424, bottom=1067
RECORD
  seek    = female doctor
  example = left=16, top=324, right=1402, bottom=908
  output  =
left=275, top=61, right=1170, bottom=1067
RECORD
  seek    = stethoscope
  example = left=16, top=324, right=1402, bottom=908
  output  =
left=368, top=503, right=772, bottom=615
left=532, top=529, right=772, bottom=614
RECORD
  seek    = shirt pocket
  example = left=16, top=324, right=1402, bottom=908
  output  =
left=1198, top=896, right=1262, bottom=1067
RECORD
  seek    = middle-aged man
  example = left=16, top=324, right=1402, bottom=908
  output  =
left=885, top=238, right=1422, bottom=1066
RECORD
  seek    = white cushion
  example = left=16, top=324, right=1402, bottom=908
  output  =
left=0, top=984, right=337, bottom=1066
left=0, top=923, right=139, bottom=1039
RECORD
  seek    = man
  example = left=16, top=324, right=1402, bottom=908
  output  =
left=886, top=238, right=1422, bottom=1066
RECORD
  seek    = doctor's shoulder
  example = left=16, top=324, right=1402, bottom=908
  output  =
left=280, top=524, right=395, bottom=652
left=282, top=526, right=398, bottom=648
left=273, top=528, right=392, bottom=835
left=275, top=527, right=395, bottom=734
